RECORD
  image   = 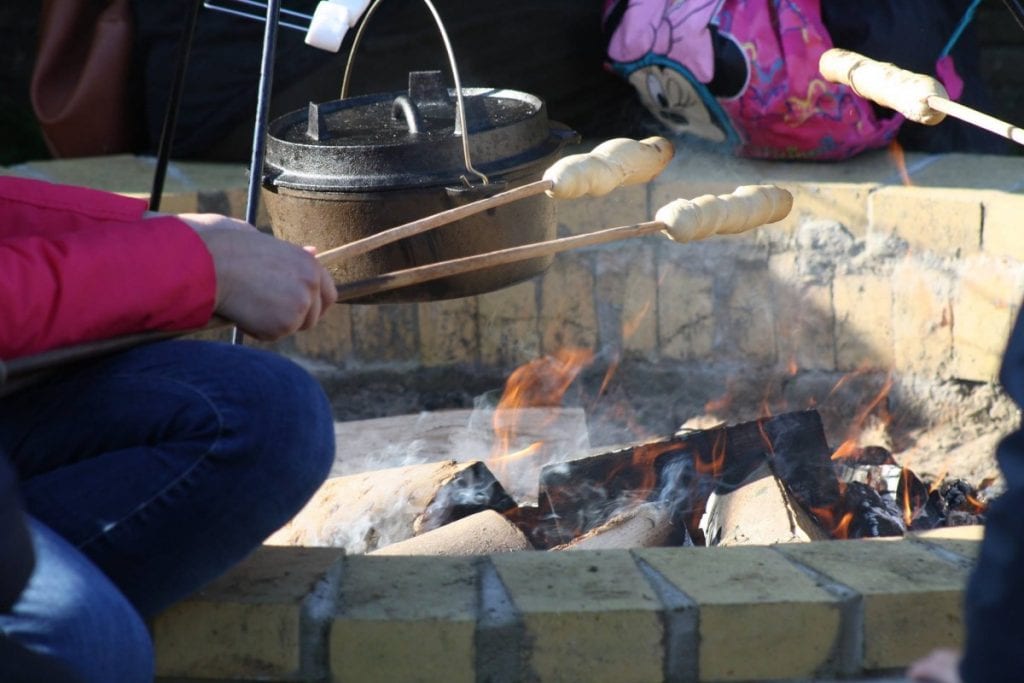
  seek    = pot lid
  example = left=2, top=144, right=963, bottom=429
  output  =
left=264, top=71, right=575, bottom=192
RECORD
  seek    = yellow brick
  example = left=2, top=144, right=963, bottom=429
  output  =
left=909, top=153, right=1024, bottom=191
left=951, top=254, right=1024, bottom=381
left=540, top=253, right=598, bottom=353
left=892, top=261, right=953, bottom=375
left=594, top=244, right=658, bottom=355
left=638, top=546, right=843, bottom=681
left=288, top=304, right=353, bottom=364
left=492, top=550, right=663, bottom=683
left=331, top=556, right=477, bottom=683
left=556, top=184, right=648, bottom=236
left=983, top=190, right=1024, bottom=262
left=418, top=297, right=479, bottom=366
left=778, top=539, right=969, bottom=670
left=770, top=253, right=835, bottom=371
left=869, top=187, right=982, bottom=255
left=911, top=525, right=984, bottom=562
left=350, top=304, right=418, bottom=363
left=773, top=182, right=875, bottom=238
left=726, top=265, right=776, bottom=365
left=832, top=274, right=894, bottom=371
left=477, top=280, right=540, bottom=367
left=657, top=259, right=714, bottom=361
left=152, top=546, right=341, bottom=679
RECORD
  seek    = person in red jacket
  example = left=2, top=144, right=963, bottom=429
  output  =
left=0, top=176, right=337, bottom=682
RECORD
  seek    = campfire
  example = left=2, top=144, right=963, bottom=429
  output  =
left=269, top=346, right=992, bottom=555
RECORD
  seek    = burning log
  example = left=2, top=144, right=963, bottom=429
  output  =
left=369, top=510, right=533, bottom=556
left=551, top=503, right=681, bottom=551
left=265, top=460, right=515, bottom=553
left=538, top=410, right=832, bottom=542
left=700, top=463, right=829, bottom=546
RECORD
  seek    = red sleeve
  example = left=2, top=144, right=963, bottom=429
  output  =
left=0, top=177, right=216, bottom=359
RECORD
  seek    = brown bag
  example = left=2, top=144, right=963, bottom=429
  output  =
left=30, top=0, right=137, bottom=158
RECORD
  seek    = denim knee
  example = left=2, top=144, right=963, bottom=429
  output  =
left=0, top=519, right=154, bottom=683
left=198, top=343, right=335, bottom=523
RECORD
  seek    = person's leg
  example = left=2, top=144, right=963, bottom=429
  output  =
left=0, top=340, right=334, bottom=617
left=958, top=308, right=1024, bottom=682
left=0, top=517, right=154, bottom=683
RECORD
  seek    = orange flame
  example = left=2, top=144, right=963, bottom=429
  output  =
left=489, top=441, right=545, bottom=465
left=901, top=466, right=914, bottom=527
left=490, top=347, right=594, bottom=457
left=888, top=141, right=914, bottom=186
left=830, top=439, right=859, bottom=461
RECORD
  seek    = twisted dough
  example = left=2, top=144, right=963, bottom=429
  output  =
left=819, top=48, right=948, bottom=125
left=543, top=136, right=674, bottom=199
left=656, top=185, right=793, bottom=243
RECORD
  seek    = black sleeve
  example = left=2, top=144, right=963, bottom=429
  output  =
left=0, top=454, right=33, bottom=614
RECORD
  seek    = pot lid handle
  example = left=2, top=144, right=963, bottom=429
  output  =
left=339, top=0, right=489, bottom=186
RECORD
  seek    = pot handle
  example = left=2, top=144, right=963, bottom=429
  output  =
left=339, top=0, right=489, bottom=186
left=391, top=95, right=425, bottom=134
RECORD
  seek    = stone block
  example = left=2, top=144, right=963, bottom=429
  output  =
left=951, top=254, right=1024, bottom=382
left=777, top=539, right=969, bottom=670
left=556, top=184, right=648, bottom=236
left=540, top=253, right=598, bottom=353
left=911, top=525, right=984, bottom=562
left=725, top=263, right=776, bottom=366
left=418, top=297, right=479, bottom=366
left=477, top=280, right=540, bottom=368
left=909, top=154, right=1024, bottom=191
left=350, top=303, right=419, bottom=363
left=770, top=253, right=836, bottom=371
left=331, top=555, right=477, bottom=683
left=152, top=546, right=341, bottom=680
left=832, top=273, right=894, bottom=371
left=638, top=546, right=845, bottom=681
left=492, top=550, right=664, bottom=683
left=773, top=182, right=875, bottom=239
left=982, top=190, right=1024, bottom=262
left=869, top=186, right=982, bottom=256
left=657, top=259, right=714, bottom=361
left=892, top=260, right=954, bottom=375
left=287, top=304, right=353, bottom=365
left=594, top=244, right=658, bottom=355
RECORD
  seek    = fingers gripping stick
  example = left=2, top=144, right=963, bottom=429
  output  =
left=819, top=48, right=948, bottom=125
left=543, top=136, right=675, bottom=199
left=657, top=185, right=793, bottom=244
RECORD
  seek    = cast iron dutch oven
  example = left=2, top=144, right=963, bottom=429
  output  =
left=262, top=70, right=579, bottom=303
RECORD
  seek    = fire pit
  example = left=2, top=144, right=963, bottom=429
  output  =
left=152, top=142, right=1023, bottom=681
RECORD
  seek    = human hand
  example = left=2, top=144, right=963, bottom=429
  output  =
left=173, top=213, right=337, bottom=340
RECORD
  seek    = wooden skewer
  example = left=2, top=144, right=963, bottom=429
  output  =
left=336, top=185, right=793, bottom=301
left=315, top=135, right=675, bottom=266
left=819, top=48, right=1024, bottom=147
left=2, top=184, right=790, bottom=383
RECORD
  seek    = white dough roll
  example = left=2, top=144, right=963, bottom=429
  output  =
left=657, top=185, right=793, bottom=244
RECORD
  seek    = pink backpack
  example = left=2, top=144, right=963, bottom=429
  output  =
left=603, top=0, right=903, bottom=160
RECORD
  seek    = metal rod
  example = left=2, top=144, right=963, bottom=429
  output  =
left=149, top=0, right=204, bottom=211
left=1002, top=0, right=1024, bottom=31
left=233, top=0, right=283, bottom=346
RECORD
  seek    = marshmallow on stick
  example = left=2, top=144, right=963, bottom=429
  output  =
left=657, top=185, right=793, bottom=244
left=305, top=1, right=351, bottom=52
left=543, top=136, right=675, bottom=199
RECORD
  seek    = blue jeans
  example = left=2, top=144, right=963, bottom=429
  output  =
left=961, top=307, right=1024, bottom=682
left=0, top=341, right=334, bottom=682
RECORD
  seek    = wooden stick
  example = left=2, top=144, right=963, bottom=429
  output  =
left=927, top=96, right=1024, bottom=147
left=820, top=48, right=1024, bottom=147
left=315, top=135, right=674, bottom=267
left=316, top=182, right=546, bottom=266
left=336, top=184, right=793, bottom=302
